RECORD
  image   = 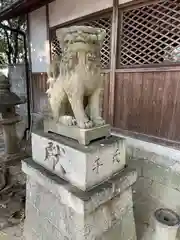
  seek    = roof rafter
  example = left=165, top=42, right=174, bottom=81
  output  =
left=0, top=0, right=53, bottom=20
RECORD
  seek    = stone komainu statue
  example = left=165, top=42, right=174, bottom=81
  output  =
left=47, top=26, right=106, bottom=129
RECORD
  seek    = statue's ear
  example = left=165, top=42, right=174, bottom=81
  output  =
left=97, top=29, right=106, bottom=46
left=56, top=28, right=67, bottom=49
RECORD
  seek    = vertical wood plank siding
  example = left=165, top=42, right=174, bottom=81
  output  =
left=114, top=69, right=180, bottom=142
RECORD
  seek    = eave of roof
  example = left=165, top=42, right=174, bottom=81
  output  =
left=0, top=0, right=53, bottom=21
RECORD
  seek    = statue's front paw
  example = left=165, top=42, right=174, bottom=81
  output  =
left=66, top=116, right=77, bottom=126
left=93, top=117, right=105, bottom=126
left=79, top=119, right=93, bottom=129
left=59, top=116, right=77, bottom=126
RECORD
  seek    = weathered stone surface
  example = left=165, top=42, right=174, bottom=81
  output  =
left=141, top=161, right=171, bottom=185
left=125, top=141, right=180, bottom=193
left=23, top=162, right=137, bottom=240
left=22, top=158, right=137, bottom=214
left=31, top=132, right=126, bottom=191
left=46, top=26, right=106, bottom=130
left=127, top=158, right=143, bottom=177
left=134, top=177, right=180, bottom=215
left=99, top=207, right=136, bottom=240
left=126, top=145, right=177, bottom=170
left=133, top=194, right=164, bottom=224
left=24, top=201, right=64, bottom=240
left=44, top=119, right=110, bottom=145
left=122, top=135, right=180, bottom=163
left=25, top=186, right=134, bottom=240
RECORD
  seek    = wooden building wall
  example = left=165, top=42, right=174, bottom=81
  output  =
left=113, top=67, right=180, bottom=144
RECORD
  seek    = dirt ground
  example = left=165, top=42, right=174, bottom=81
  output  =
left=0, top=127, right=26, bottom=240
left=0, top=224, right=24, bottom=240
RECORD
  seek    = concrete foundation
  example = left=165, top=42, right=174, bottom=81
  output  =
left=114, top=133, right=180, bottom=240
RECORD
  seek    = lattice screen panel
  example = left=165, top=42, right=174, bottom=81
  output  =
left=51, top=35, right=62, bottom=59
left=50, top=14, right=112, bottom=69
left=118, top=0, right=180, bottom=67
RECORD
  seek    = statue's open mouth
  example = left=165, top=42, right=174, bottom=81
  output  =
left=68, top=40, right=87, bottom=44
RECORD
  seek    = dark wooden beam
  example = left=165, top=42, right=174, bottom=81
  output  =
left=0, top=0, right=54, bottom=20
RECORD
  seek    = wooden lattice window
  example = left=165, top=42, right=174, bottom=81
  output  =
left=50, top=13, right=112, bottom=69
left=50, top=32, right=62, bottom=59
left=118, top=0, right=180, bottom=67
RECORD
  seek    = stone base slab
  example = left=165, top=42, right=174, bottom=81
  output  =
left=44, top=118, right=110, bottom=145
left=32, top=131, right=126, bottom=191
left=22, top=158, right=137, bottom=214
left=22, top=158, right=137, bottom=240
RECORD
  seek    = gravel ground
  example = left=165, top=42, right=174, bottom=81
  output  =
left=0, top=224, right=24, bottom=239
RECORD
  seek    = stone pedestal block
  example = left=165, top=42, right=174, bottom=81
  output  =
left=22, top=158, right=137, bottom=240
left=44, top=119, right=111, bottom=145
left=31, top=131, right=126, bottom=191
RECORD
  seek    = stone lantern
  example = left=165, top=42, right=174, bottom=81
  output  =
left=0, top=73, right=25, bottom=154
left=0, top=73, right=27, bottom=230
